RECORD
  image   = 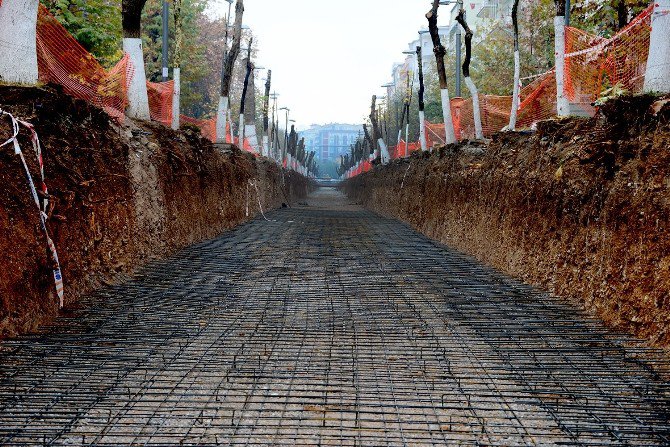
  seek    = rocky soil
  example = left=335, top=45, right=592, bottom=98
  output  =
left=344, top=95, right=670, bottom=348
left=0, top=85, right=312, bottom=337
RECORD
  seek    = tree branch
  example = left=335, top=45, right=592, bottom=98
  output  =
left=221, top=0, right=244, bottom=97
left=426, top=0, right=447, bottom=89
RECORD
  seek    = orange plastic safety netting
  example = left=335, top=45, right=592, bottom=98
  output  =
left=35, top=4, right=133, bottom=122
left=147, top=80, right=174, bottom=126
left=564, top=5, right=653, bottom=110
left=180, top=115, right=217, bottom=142
left=517, top=70, right=557, bottom=128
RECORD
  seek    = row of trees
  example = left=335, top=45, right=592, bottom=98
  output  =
left=339, top=0, right=668, bottom=176
left=0, top=0, right=317, bottom=175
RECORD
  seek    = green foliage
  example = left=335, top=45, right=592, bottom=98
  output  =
left=142, top=0, right=210, bottom=116
left=571, top=0, right=649, bottom=37
left=40, top=0, right=123, bottom=67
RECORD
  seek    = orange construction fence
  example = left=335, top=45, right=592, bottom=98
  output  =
left=35, top=4, right=252, bottom=150
left=36, top=4, right=133, bottom=122
left=32, top=3, right=653, bottom=169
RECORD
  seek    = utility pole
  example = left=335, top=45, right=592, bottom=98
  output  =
left=161, top=0, right=169, bottom=81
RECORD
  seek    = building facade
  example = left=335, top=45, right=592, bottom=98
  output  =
left=300, top=124, right=362, bottom=161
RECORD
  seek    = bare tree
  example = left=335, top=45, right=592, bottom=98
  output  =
left=369, top=95, right=391, bottom=164
left=171, top=0, right=183, bottom=129
left=0, top=0, right=39, bottom=85
left=644, top=0, right=670, bottom=93
left=123, top=0, right=150, bottom=120
left=216, top=0, right=244, bottom=143
left=238, top=38, right=253, bottom=146
left=426, top=0, right=456, bottom=144
left=508, top=0, right=521, bottom=130
left=416, top=46, right=428, bottom=151
left=455, top=10, right=483, bottom=139
left=262, top=70, right=271, bottom=157
left=554, top=0, right=570, bottom=116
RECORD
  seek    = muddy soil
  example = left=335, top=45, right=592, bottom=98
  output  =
left=344, top=95, right=670, bottom=348
left=0, top=85, right=312, bottom=337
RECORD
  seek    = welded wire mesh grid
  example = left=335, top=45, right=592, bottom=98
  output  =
left=1, top=191, right=669, bottom=446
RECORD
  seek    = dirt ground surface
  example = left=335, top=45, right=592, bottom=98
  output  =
left=0, top=84, right=312, bottom=338
left=344, top=95, right=670, bottom=349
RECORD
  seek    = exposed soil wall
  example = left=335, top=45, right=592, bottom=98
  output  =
left=344, top=96, right=670, bottom=347
left=0, top=85, right=311, bottom=337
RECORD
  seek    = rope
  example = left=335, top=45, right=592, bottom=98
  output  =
left=1, top=109, right=64, bottom=308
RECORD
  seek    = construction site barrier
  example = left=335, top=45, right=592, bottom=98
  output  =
left=34, top=4, right=250, bottom=150
left=36, top=5, right=133, bottom=122
left=29, top=4, right=653, bottom=173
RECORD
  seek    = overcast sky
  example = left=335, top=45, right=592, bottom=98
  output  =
left=210, top=0, right=446, bottom=128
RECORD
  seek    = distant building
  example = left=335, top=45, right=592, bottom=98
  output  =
left=300, top=124, right=362, bottom=161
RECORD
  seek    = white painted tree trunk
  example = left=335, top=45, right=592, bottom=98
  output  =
left=378, top=138, right=390, bottom=164
left=238, top=113, right=245, bottom=147
left=419, top=110, right=428, bottom=151
left=644, top=0, right=670, bottom=93
left=123, top=38, right=150, bottom=120
left=464, top=77, right=484, bottom=140
left=554, top=16, right=569, bottom=116
left=244, top=124, right=258, bottom=151
left=0, top=0, right=39, bottom=85
left=262, top=135, right=269, bottom=158
left=216, top=96, right=229, bottom=143
left=509, top=50, right=520, bottom=130
left=440, top=89, right=457, bottom=144
left=171, top=67, right=180, bottom=130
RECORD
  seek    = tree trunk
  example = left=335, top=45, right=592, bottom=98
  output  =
left=239, top=40, right=253, bottom=148
left=262, top=70, right=271, bottom=157
left=122, top=0, right=150, bottom=120
left=416, top=46, right=428, bottom=151
left=216, top=0, right=244, bottom=143
left=508, top=0, right=521, bottom=130
left=554, top=0, right=570, bottom=116
left=0, top=0, right=39, bottom=85
left=363, top=124, right=374, bottom=157
left=426, top=0, right=457, bottom=144
left=615, top=0, right=628, bottom=30
left=171, top=0, right=183, bottom=130
left=369, top=95, right=390, bottom=164
left=455, top=9, right=483, bottom=139
left=644, top=0, right=670, bottom=93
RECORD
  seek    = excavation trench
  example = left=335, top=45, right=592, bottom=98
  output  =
left=0, top=85, right=311, bottom=337
left=0, top=188, right=668, bottom=445
left=344, top=95, right=670, bottom=348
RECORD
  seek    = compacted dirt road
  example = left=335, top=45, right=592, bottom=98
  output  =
left=1, top=188, right=668, bottom=446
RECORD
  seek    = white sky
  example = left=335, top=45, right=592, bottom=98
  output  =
left=210, top=0, right=446, bottom=128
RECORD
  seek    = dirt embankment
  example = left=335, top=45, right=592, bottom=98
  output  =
left=344, top=96, right=670, bottom=347
left=0, top=85, right=312, bottom=337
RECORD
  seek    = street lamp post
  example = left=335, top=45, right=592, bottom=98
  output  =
left=162, top=0, right=169, bottom=81
left=439, top=0, right=464, bottom=97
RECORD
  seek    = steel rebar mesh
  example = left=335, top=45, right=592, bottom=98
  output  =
left=0, top=190, right=669, bottom=446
